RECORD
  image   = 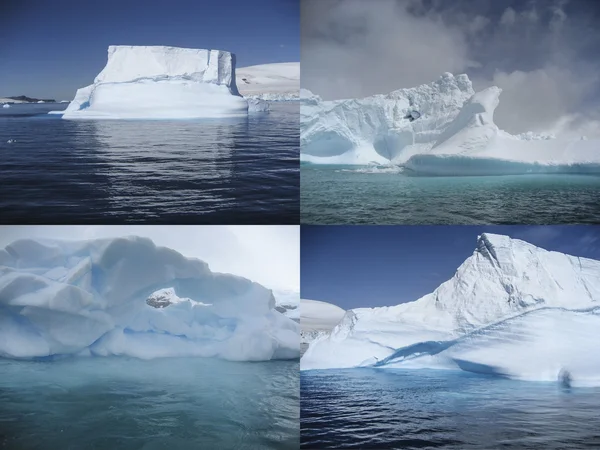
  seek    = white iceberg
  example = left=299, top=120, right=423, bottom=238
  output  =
left=2, top=104, right=9, bottom=109
left=300, top=299, right=346, bottom=345
left=301, top=233, right=600, bottom=386
left=237, top=62, right=299, bottom=101
left=59, top=46, right=249, bottom=119
left=0, top=236, right=299, bottom=361
left=301, top=73, right=600, bottom=175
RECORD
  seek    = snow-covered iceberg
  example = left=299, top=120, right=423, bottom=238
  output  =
left=0, top=237, right=299, bottom=361
left=301, top=73, right=600, bottom=175
left=301, top=234, right=600, bottom=385
left=60, top=46, right=249, bottom=119
left=237, top=62, right=299, bottom=101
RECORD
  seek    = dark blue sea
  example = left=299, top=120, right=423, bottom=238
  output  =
left=301, top=164, right=600, bottom=225
left=301, top=368, right=600, bottom=449
left=0, top=103, right=299, bottom=224
left=0, top=357, right=299, bottom=450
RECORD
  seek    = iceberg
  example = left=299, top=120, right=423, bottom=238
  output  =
left=301, top=234, right=600, bottom=385
left=60, top=46, right=249, bottom=119
left=2, top=104, right=9, bottom=109
left=237, top=62, right=300, bottom=101
left=0, top=236, right=299, bottom=361
left=301, top=73, right=600, bottom=174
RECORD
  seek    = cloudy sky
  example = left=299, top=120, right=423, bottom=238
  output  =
left=301, top=0, right=600, bottom=137
left=0, top=226, right=299, bottom=291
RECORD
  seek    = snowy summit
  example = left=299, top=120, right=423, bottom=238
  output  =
left=301, top=73, right=600, bottom=175
left=60, top=46, right=250, bottom=119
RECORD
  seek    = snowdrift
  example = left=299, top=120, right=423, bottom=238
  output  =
left=300, top=73, right=600, bottom=175
left=0, top=237, right=299, bottom=361
left=60, top=46, right=249, bottom=119
left=237, top=63, right=300, bottom=101
left=301, top=234, right=600, bottom=385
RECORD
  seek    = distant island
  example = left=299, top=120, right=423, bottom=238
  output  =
left=1, top=95, right=57, bottom=103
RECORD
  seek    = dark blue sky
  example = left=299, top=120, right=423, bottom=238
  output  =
left=301, top=226, right=600, bottom=310
left=0, top=0, right=299, bottom=99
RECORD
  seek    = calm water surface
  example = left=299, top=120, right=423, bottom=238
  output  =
left=0, top=103, right=299, bottom=224
left=301, top=368, right=600, bottom=449
left=301, top=164, right=600, bottom=224
left=0, top=357, right=299, bottom=450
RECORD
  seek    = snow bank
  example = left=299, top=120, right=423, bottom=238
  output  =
left=60, top=46, right=249, bottom=119
left=0, top=237, right=299, bottom=361
left=301, top=73, right=600, bottom=174
left=301, top=234, right=600, bottom=385
left=237, top=62, right=299, bottom=101
left=300, top=299, right=346, bottom=345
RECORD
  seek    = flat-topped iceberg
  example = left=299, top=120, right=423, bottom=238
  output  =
left=0, top=236, right=299, bottom=361
left=60, top=46, right=249, bottom=119
left=302, top=234, right=600, bottom=385
left=301, top=73, right=600, bottom=175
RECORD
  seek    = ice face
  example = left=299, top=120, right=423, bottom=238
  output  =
left=60, top=46, right=249, bottom=119
left=301, top=234, right=600, bottom=384
left=301, top=73, right=600, bottom=174
left=0, top=237, right=299, bottom=361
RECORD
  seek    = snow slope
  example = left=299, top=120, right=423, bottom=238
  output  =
left=0, top=237, right=299, bottom=361
left=301, top=234, right=600, bottom=385
left=60, top=46, right=249, bottom=119
left=301, top=73, right=600, bottom=174
left=237, top=63, right=299, bottom=101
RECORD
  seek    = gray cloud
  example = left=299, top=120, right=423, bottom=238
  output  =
left=302, top=0, right=600, bottom=136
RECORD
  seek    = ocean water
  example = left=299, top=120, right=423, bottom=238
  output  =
left=0, top=357, right=299, bottom=450
left=0, top=103, right=299, bottom=224
left=301, top=165, right=600, bottom=224
left=301, top=368, right=600, bottom=449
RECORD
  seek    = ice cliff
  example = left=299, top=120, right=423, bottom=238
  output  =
left=301, top=234, right=600, bottom=385
left=61, top=46, right=249, bottom=119
left=301, top=73, right=600, bottom=174
left=0, top=237, right=299, bottom=361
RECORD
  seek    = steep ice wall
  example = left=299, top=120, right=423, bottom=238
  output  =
left=301, top=73, right=600, bottom=173
left=61, top=46, right=248, bottom=119
left=0, top=237, right=299, bottom=361
left=301, top=234, right=600, bottom=382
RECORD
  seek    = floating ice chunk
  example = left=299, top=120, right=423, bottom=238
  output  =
left=2, top=104, right=10, bottom=108
left=302, top=233, right=600, bottom=382
left=61, top=46, right=249, bottom=120
left=301, top=73, right=600, bottom=174
left=0, top=236, right=300, bottom=361
left=247, top=98, right=270, bottom=113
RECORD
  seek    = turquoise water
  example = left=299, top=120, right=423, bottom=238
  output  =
left=0, top=357, right=299, bottom=450
left=301, top=164, right=600, bottom=224
left=301, top=368, right=600, bottom=449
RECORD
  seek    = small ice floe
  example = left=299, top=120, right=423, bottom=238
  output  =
left=7, top=139, right=16, bottom=144
left=2, top=104, right=10, bottom=108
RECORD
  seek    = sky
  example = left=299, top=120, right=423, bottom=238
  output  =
left=301, top=225, right=600, bottom=310
left=0, top=0, right=299, bottom=100
left=301, top=0, right=600, bottom=138
left=0, top=225, right=300, bottom=291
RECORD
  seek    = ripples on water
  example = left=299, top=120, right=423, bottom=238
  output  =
left=0, top=103, right=299, bottom=224
left=301, top=369, right=600, bottom=449
left=0, top=357, right=299, bottom=450
left=301, top=165, right=600, bottom=224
